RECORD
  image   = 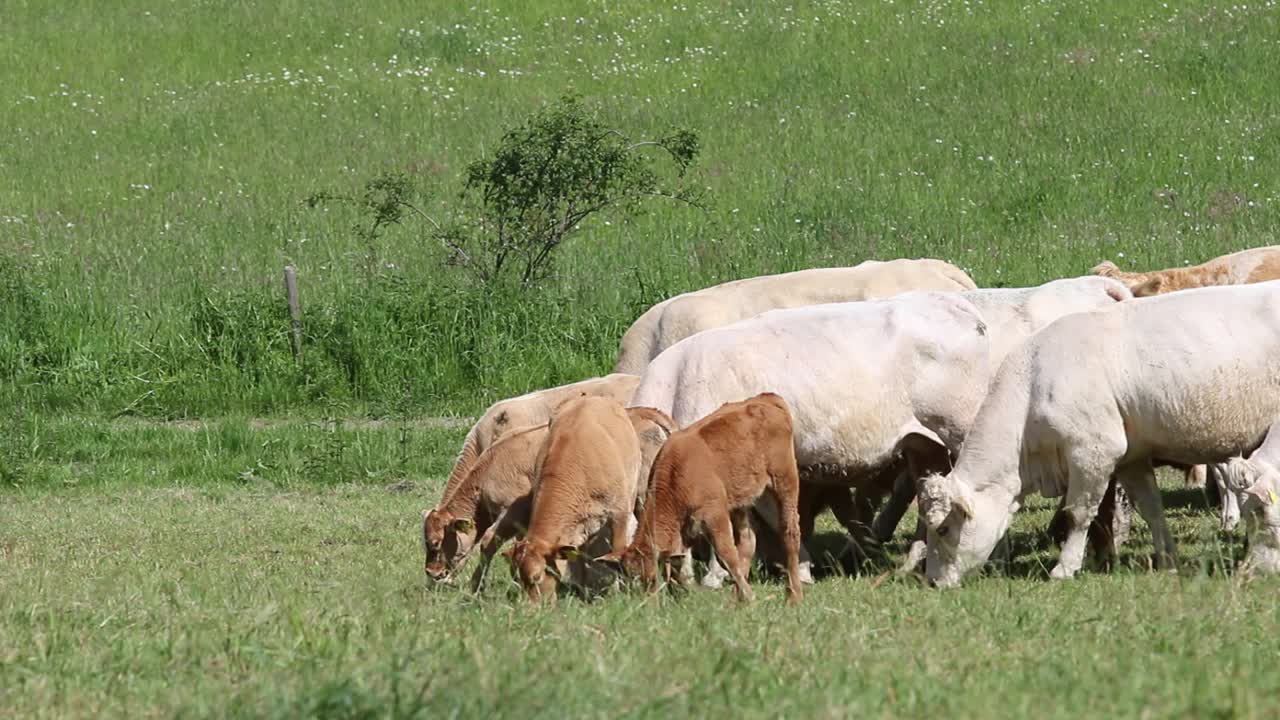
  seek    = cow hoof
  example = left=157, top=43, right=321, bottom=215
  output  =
left=1049, top=564, right=1076, bottom=580
left=798, top=562, right=815, bottom=585
left=700, top=573, right=726, bottom=589
left=896, top=541, right=926, bottom=575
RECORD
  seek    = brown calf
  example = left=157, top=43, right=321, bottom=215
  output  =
left=626, top=406, right=678, bottom=509
left=422, top=423, right=546, bottom=589
left=601, top=392, right=804, bottom=604
left=1092, top=246, right=1280, bottom=297
left=504, top=396, right=643, bottom=602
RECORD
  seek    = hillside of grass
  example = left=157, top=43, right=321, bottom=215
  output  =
left=3, top=0, right=1278, bottom=419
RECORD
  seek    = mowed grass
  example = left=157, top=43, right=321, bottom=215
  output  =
left=3, top=0, right=1280, bottom=414
left=3, top=457, right=1279, bottom=719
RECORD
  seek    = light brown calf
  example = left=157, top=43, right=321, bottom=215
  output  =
left=601, top=393, right=804, bottom=604
left=1092, top=246, right=1280, bottom=297
left=438, top=374, right=639, bottom=505
left=504, top=396, right=644, bottom=602
left=626, top=406, right=678, bottom=509
left=422, top=424, right=547, bottom=590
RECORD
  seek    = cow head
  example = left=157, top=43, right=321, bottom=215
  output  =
left=594, top=545, right=659, bottom=590
left=421, top=509, right=477, bottom=582
left=504, top=539, right=568, bottom=602
left=918, top=472, right=1013, bottom=588
left=1227, top=457, right=1280, bottom=577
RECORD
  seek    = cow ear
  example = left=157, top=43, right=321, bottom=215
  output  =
left=1223, top=457, right=1257, bottom=493
left=1244, top=479, right=1277, bottom=506
left=451, top=517, right=474, bottom=533
left=556, top=545, right=581, bottom=561
left=593, top=552, right=624, bottom=573
left=951, top=478, right=976, bottom=519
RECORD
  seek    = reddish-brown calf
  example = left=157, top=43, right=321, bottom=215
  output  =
left=602, top=392, right=804, bottom=604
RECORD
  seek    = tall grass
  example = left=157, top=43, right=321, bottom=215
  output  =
left=3, top=0, right=1279, bottom=416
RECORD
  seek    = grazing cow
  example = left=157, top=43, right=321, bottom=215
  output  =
left=613, top=259, right=976, bottom=374
left=422, top=424, right=546, bottom=589
left=1221, top=424, right=1280, bottom=575
left=631, top=291, right=990, bottom=584
left=505, top=397, right=644, bottom=602
left=1092, top=246, right=1280, bottom=297
left=626, top=406, right=679, bottom=512
left=600, top=393, right=805, bottom=604
left=436, top=374, right=639, bottom=506
left=629, top=277, right=1130, bottom=585
left=919, top=283, right=1280, bottom=587
left=423, top=406, right=674, bottom=591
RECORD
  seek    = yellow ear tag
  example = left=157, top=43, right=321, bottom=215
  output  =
left=1269, top=489, right=1278, bottom=505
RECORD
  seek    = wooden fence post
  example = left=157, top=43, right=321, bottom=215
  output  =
left=284, top=265, right=304, bottom=364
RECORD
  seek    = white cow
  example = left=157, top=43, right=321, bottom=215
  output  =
left=434, top=374, right=639, bottom=508
left=1221, top=424, right=1280, bottom=575
left=920, top=282, right=1280, bottom=588
left=629, top=276, right=1131, bottom=585
left=613, top=259, right=976, bottom=374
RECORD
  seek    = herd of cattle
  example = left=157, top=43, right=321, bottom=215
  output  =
left=422, top=247, right=1280, bottom=601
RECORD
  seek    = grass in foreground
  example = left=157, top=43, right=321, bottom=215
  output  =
left=3, top=458, right=1278, bottom=718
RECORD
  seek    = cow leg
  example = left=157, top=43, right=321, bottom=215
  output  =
left=1050, top=476, right=1130, bottom=565
left=732, top=507, right=757, bottom=574
left=1115, top=461, right=1177, bottom=570
left=872, top=470, right=916, bottom=543
left=710, top=508, right=754, bottom=604
left=1212, top=464, right=1241, bottom=532
left=835, top=484, right=881, bottom=566
left=609, top=510, right=637, bottom=553
left=701, top=551, right=730, bottom=589
left=674, top=552, right=696, bottom=585
left=469, top=506, right=524, bottom=593
left=753, top=494, right=815, bottom=584
left=898, top=515, right=928, bottom=575
left=1050, top=459, right=1112, bottom=580
left=1186, top=464, right=1207, bottom=489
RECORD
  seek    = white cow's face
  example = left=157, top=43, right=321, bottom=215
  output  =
left=919, top=473, right=1011, bottom=588
left=1240, top=469, right=1280, bottom=576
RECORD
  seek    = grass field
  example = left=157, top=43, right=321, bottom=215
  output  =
left=5, top=1, right=1280, bottom=717
left=3, top=419, right=1279, bottom=718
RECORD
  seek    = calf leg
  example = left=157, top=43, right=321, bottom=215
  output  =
left=469, top=507, right=524, bottom=593
left=769, top=473, right=804, bottom=604
left=709, top=508, right=754, bottom=604
left=1115, top=461, right=1177, bottom=570
left=732, top=508, right=757, bottom=573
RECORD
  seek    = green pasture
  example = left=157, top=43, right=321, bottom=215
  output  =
left=4, top=2, right=1280, bottom=718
